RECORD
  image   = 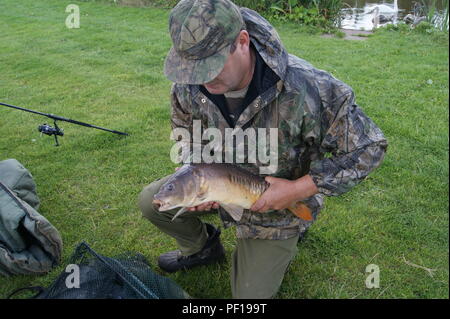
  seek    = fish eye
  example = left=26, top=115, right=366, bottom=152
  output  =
left=167, top=184, right=174, bottom=191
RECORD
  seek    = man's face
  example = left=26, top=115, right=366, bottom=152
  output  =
left=202, top=31, right=251, bottom=95
left=203, top=51, right=243, bottom=95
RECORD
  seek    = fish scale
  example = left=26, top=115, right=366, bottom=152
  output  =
left=228, top=172, right=269, bottom=196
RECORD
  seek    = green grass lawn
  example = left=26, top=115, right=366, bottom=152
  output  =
left=0, top=0, right=448, bottom=299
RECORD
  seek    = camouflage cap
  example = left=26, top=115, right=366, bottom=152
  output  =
left=164, top=0, right=245, bottom=84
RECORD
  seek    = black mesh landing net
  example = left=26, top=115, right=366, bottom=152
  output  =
left=35, top=242, right=189, bottom=299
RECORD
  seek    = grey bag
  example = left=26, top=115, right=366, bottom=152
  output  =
left=0, top=159, right=63, bottom=276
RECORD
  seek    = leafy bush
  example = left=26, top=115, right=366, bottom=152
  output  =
left=270, top=4, right=325, bottom=25
left=268, top=0, right=342, bottom=31
left=80, top=0, right=343, bottom=31
left=414, top=20, right=440, bottom=33
left=414, top=0, right=449, bottom=31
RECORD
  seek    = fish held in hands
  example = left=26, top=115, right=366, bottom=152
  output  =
left=152, top=163, right=313, bottom=222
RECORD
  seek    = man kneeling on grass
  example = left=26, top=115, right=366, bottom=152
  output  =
left=139, top=0, right=387, bottom=299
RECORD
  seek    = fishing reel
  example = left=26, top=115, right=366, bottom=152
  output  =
left=38, top=121, right=64, bottom=146
left=1, top=101, right=128, bottom=147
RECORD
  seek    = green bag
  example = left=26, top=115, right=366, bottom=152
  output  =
left=0, top=159, right=63, bottom=276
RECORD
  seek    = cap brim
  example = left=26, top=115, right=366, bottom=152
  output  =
left=164, top=44, right=231, bottom=85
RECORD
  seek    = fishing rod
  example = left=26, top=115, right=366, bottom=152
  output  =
left=0, top=102, right=129, bottom=146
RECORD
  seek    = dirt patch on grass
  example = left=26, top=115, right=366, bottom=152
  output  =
left=322, top=29, right=373, bottom=40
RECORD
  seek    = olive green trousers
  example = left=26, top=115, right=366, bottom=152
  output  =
left=138, top=174, right=299, bottom=299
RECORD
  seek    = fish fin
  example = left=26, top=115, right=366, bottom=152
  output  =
left=171, top=207, right=188, bottom=221
left=288, top=202, right=313, bottom=221
left=220, top=203, right=244, bottom=221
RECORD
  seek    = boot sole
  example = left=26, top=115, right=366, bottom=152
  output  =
left=159, top=254, right=226, bottom=273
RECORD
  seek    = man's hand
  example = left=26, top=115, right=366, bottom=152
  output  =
left=250, top=175, right=319, bottom=213
left=187, top=201, right=220, bottom=212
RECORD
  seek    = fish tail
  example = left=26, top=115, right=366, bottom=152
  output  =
left=288, top=202, right=313, bottom=221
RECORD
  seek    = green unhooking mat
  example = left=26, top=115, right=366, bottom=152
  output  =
left=0, top=159, right=63, bottom=276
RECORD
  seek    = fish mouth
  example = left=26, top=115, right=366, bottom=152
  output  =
left=152, top=198, right=176, bottom=211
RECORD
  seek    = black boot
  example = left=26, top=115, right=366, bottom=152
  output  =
left=158, top=223, right=225, bottom=273
left=297, top=229, right=308, bottom=244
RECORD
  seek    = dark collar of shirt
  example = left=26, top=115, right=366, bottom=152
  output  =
left=199, top=43, right=280, bottom=128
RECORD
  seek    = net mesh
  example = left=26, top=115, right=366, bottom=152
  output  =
left=37, top=242, right=189, bottom=299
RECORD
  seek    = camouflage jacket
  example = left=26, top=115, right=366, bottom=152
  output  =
left=169, top=8, right=388, bottom=240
